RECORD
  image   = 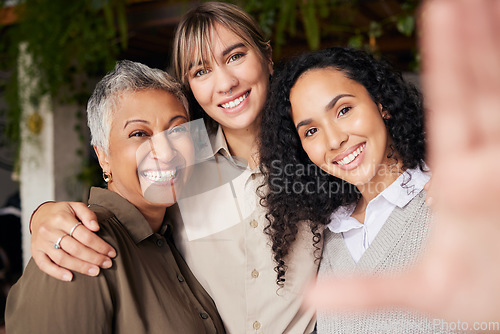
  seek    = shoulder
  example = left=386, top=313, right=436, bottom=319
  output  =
left=90, top=204, right=130, bottom=252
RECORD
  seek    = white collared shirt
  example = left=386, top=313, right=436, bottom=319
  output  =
left=328, top=168, right=430, bottom=263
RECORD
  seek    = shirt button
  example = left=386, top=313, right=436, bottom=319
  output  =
left=250, top=219, right=258, bottom=228
left=253, top=321, right=261, bottom=330
left=251, top=174, right=256, bottom=181
left=156, top=239, right=164, bottom=247
left=251, top=269, right=259, bottom=278
left=177, top=275, right=185, bottom=283
left=200, top=312, right=209, bottom=320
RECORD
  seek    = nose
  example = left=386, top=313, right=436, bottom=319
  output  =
left=149, top=131, right=176, bottom=162
left=324, top=122, right=348, bottom=151
left=215, top=66, right=238, bottom=95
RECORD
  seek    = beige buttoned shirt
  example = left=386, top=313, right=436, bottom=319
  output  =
left=169, top=126, right=318, bottom=334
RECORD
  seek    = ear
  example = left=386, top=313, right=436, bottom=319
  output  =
left=94, top=146, right=111, bottom=173
left=378, top=103, right=391, bottom=120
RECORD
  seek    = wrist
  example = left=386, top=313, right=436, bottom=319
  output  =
left=29, top=201, right=55, bottom=234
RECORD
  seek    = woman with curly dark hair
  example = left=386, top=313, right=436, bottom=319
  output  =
left=259, top=47, right=448, bottom=333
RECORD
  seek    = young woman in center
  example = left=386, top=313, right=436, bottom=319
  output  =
left=259, top=47, right=452, bottom=333
left=27, top=2, right=318, bottom=333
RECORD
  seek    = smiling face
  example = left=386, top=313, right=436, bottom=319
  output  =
left=291, top=68, right=400, bottom=191
left=96, top=89, right=194, bottom=213
left=187, top=23, right=272, bottom=133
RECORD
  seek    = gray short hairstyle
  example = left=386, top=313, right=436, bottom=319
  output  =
left=87, top=60, right=189, bottom=153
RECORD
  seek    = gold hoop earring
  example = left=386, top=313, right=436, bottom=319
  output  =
left=103, top=171, right=112, bottom=183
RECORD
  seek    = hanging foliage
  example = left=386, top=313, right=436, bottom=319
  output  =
left=241, top=0, right=419, bottom=57
left=0, top=0, right=128, bottom=184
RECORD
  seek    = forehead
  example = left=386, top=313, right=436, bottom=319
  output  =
left=292, top=68, right=363, bottom=98
left=188, top=23, right=260, bottom=67
left=115, top=90, right=187, bottom=118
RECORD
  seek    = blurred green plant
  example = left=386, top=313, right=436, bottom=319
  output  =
left=0, top=0, right=128, bottom=187
left=241, top=0, right=420, bottom=57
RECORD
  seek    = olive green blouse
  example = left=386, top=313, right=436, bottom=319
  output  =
left=6, top=187, right=225, bottom=334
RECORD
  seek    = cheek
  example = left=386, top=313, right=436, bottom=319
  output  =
left=175, top=138, right=195, bottom=165
left=302, top=141, right=324, bottom=165
left=111, top=146, right=140, bottom=177
left=189, top=81, right=209, bottom=106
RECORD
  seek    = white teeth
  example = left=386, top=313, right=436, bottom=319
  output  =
left=221, top=92, right=249, bottom=109
left=336, top=144, right=365, bottom=166
left=143, top=169, right=177, bottom=182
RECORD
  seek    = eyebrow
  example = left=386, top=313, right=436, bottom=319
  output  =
left=325, top=94, right=354, bottom=112
left=124, top=119, right=148, bottom=129
left=123, top=114, right=188, bottom=130
left=295, top=94, right=354, bottom=131
left=222, top=43, right=246, bottom=57
left=188, top=43, right=246, bottom=72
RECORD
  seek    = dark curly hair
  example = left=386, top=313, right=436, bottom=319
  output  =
left=258, top=46, right=426, bottom=286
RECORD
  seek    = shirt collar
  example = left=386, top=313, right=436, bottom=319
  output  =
left=88, top=187, right=170, bottom=244
left=211, top=125, right=252, bottom=170
left=328, top=167, right=430, bottom=232
left=328, top=204, right=359, bottom=233
left=211, top=125, right=232, bottom=160
left=380, top=167, right=430, bottom=208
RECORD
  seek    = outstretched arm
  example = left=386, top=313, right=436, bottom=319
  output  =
left=31, top=201, right=116, bottom=281
left=306, top=0, right=500, bottom=324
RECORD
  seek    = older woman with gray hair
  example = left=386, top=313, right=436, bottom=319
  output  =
left=5, top=60, right=225, bottom=334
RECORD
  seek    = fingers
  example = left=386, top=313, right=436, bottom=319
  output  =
left=32, top=201, right=116, bottom=257
left=420, top=0, right=472, bottom=161
left=422, top=0, right=500, bottom=163
left=423, top=178, right=433, bottom=207
left=36, top=218, right=115, bottom=266
left=31, top=232, right=109, bottom=281
left=31, top=252, right=74, bottom=282
left=460, top=0, right=500, bottom=144
left=67, top=202, right=99, bottom=231
left=30, top=201, right=116, bottom=280
left=305, top=272, right=424, bottom=313
left=66, top=202, right=116, bottom=257
left=63, top=227, right=115, bottom=265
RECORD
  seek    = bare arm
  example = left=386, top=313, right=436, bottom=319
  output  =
left=306, top=0, right=500, bottom=324
left=31, top=201, right=116, bottom=281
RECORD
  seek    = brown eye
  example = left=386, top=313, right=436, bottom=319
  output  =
left=129, top=131, right=148, bottom=138
left=305, top=128, right=318, bottom=137
left=338, top=106, right=352, bottom=117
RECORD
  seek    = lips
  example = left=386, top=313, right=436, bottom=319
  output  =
left=333, top=143, right=366, bottom=166
left=218, top=91, right=249, bottom=109
left=140, top=168, right=178, bottom=182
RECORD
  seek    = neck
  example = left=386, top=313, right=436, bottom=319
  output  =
left=139, top=206, right=166, bottom=233
left=222, top=123, right=260, bottom=169
left=107, top=184, right=166, bottom=233
left=352, top=162, right=404, bottom=224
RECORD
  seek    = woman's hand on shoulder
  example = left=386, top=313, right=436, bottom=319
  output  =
left=31, top=201, right=116, bottom=281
